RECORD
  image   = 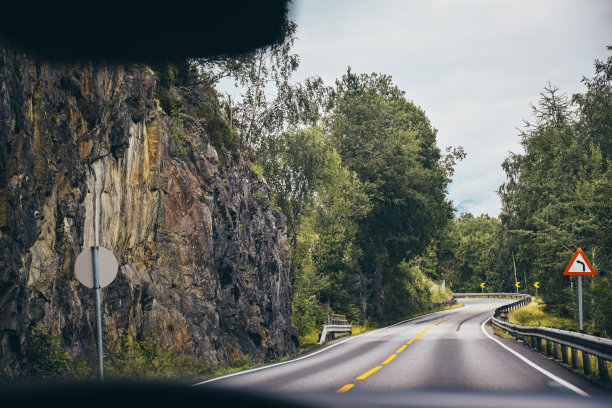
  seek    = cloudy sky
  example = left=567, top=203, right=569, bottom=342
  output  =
left=283, top=0, right=611, bottom=216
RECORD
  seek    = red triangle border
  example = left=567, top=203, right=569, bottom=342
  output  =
left=563, top=248, right=596, bottom=276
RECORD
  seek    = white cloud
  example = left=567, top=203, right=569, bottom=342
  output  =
left=287, top=0, right=612, bottom=217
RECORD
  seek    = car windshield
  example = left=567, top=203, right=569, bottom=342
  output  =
left=1, top=1, right=611, bottom=407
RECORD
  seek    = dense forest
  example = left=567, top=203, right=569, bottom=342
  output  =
left=3, top=15, right=610, bottom=381
left=193, top=23, right=611, bottom=340
left=437, top=49, right=612, bottom=337
left=188, top=22, right=460, bottom=342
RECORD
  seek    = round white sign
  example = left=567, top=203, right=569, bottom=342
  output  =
left=75, top=247, right=118, bottom=288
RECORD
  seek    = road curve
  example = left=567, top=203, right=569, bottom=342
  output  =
left=196, top=298, right=609, bottom=400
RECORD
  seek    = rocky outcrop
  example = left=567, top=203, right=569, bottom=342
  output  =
left=0, top=41, right=297, bottom=377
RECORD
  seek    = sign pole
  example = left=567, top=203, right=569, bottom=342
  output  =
left=91, top=246, right=104, bottom=382
left=563, top=248, right=595, bottom=333
left=578, top=275, right=583, bottom=332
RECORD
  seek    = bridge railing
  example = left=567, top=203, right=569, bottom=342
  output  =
left=319, top=314, right=352, bottom=344
left=455, top=292, right=611, bottom=382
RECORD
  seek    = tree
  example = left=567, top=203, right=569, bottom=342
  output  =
left=328, top=69, right=455, bottom=319
left=498, top=49, right=612, bottom=333
left=262, top=126, right=371, bottom=338
left=194, top=21, right=331, bottom=148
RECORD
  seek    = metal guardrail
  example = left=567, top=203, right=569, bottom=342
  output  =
left=453, top=292, right=529, bottom=299
left=328, top=313, right=348, bottom=326
left=318, top=314, right=352, bottom=344
left=461, top=292, right=611, bottom=382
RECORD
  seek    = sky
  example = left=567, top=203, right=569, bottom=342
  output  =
left=281, top=0, right=612, bottom=217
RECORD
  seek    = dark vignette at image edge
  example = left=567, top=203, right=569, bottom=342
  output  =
left=1, top=1, right=611, bottom=407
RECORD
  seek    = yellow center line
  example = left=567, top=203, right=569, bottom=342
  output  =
left=356, top=365, right=382, bottom=380
left=337, top=384, right=354, bottom=393
left=382, top=354, right=397, bottom=364
left=339, top=315, right=453, bottom=394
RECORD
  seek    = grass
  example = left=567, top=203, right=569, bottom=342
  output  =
left=493, top=326, right=515, bottom=340
left=509, top=297, right=578, bottom=331
left=439, top=303, right=465, bottom=312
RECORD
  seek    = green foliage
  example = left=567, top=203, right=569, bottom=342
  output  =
left=168, top=110, right=190, bottom=157
left=588, top=276, right=612, bottom=337
left=509, top=298, right=578, bottom=331
left=26, top=323, right=69, bottom=379
left=196, top=94, right=240, bottom=151
left=437, top=214, right=506, bottom=292
left=194, top=21, right=331, bottom=148
left=329, top=69, right=457, bottom=320
left=498, top=49, right=612, bottom=335
left=105, top=330, right=211, bottom=379
left=200, top=21, right=461, bottom=336
left=152, top=61, right=241, bottom=153
left=248, top=161, right=263, bottom=178
left=266, top=127, right=371, bottom=340
left=381, top=261, right=432, bottom=324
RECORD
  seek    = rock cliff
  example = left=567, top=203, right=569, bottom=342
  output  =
left=0, top=41, right=297, bottom=377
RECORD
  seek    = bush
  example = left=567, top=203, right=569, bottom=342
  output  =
left=168, top=110, right=190, bottom=157
left=26, top=323, right=69, bottom=379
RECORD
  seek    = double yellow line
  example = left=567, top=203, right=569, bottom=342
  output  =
left=337, top=312, right=470, bottom=393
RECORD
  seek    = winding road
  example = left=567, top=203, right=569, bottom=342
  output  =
left=196, top=298, right=611, bottom=406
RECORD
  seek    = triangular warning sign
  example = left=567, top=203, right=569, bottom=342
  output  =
left=563, top=248, right=596, bottom=276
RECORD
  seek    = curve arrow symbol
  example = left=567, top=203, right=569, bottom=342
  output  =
left=534, top=282, right=540, bottom=289
left=515, top=282, right=520, bottom=288
left=480, top=282, right=485, bottom=289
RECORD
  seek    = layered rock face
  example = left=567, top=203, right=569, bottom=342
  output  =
left=0, top=42, right=297, bottom=376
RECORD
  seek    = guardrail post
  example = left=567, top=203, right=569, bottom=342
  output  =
left=546, top=339, right=552, bottom=356
left=571, top=348, right=579, bottom=369
left=536, top=337, right=542, bottom=352
left=598, top=358, right=609, bottom=382
left=554, top=342, right=560, bottom=360
left=561, top=345, right=569, bottom=364
left=583, top=351, right=592, bottom=376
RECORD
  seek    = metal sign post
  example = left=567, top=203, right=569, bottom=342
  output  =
left=75, top=246, right=118, bottom=383
left=91, top=246, right=104, bottom=381
left=578, top=275, right=583, bottom=332
left=563, top=248, right=596, bottom=334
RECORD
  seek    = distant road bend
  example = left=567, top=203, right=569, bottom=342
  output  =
left=196, top=298, right=610, bottom=403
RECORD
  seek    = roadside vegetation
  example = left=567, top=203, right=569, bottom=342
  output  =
left=12, top=14, right=610, bottom=381
left=193, top=19, right=462, bottom=342
left=508, top=297, right=578, bottom=331
left=437, top=49, right=612, bottom=339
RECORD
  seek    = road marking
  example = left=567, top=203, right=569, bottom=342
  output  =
left=406, top=339, right=415, bottom=344
left=481, top=317, right=589, bottom=397
left=357, top=365, right=382, bottom=380
left=195, top=306, right=467, bottom=386
left=336, top=384, right=354, bottom=393
left=382, top=354, right=397, bottom=364
left=396, top=345, right=406, bottom=353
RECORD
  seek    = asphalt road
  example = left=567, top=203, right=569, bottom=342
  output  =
left=197, top=298, right=611, bottom=405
